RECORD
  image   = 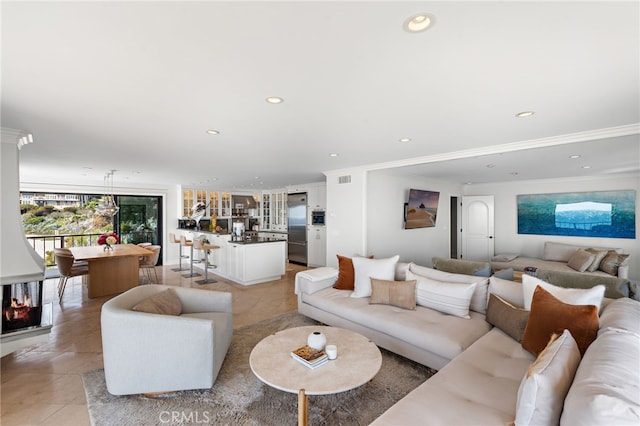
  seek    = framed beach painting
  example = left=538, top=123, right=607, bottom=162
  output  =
left=517, top=190, right=636, bottom=239
left=404, top=188, right=440, bottom=229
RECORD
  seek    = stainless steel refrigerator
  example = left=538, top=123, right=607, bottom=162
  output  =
left=287, top=192, right=307, bottom=265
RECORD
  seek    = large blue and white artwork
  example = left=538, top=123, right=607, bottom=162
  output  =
left=517, top=190, right=636, bottom=239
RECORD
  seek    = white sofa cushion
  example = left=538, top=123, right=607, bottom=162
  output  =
left=561, top=327, right=640, bottom=425
left=407, top=270, right=476, bottom=319
left=371, top=328, right=535, bottom=425
left=515, top=329, right=581, bottom=426
left=409, top=263, right=489, bottom=314
left=542, top=241, right=580, bottom=262
left=599, top=297, right=640, bottom=335
left=351, top=255, right=399, bottom=298
left=522, top=275, right=604, bottom=311
left=302, top=287, right=490, bottom=361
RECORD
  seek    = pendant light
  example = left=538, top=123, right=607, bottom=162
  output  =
left=97, top=170, right=119, bottom=217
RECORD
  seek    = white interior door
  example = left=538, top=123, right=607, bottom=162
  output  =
left=462, top=195, right=495, bottom=261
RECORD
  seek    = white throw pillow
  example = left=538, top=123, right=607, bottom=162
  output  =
left=515, top=329, right=581, bottom=426
left=408, top=263, right=489, bottom=314
left=406, top=270, right=477, bottom=319
left=351, top=255, right=399, bottom=298
left=522, top=275, right=605, bottom=312
left=489, top=276, right=525, bottom=308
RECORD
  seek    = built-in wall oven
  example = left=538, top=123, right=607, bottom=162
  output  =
left=311, top=210, right=325, bottom=226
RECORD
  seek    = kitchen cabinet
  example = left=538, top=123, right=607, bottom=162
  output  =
left=208, top=233, right=229, bottom=276
left=227, top=241, right=286, bottom=285
left=181, top=189, right=232, bottom=219
left=189, top=231, right=285, bottom=285
left=306, top=185, right=326, bottom=211
left=258, top=231, right=287, bottom=241
left=307, top=226, right=326, bottom=267
left=260, top=189, right=287, bottom=231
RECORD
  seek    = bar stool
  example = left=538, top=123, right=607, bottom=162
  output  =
left=169, top=232, right=191, bottom=272
left=193, top=238, right=220, bottom=285
left=180, top=235, right=201, bottom=278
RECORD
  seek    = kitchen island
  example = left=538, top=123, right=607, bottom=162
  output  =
left=177, top=230, right=286, bottom=286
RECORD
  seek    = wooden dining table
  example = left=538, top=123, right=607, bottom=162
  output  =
left=69, top=244, right=152, bottom=298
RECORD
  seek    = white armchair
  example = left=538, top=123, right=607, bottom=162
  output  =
left=101, top=285, right=233, bottom=395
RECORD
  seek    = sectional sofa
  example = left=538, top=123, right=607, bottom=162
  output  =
left=490, top=241, right=630, bottom=279
left=295, top=258, right=640, bottom=425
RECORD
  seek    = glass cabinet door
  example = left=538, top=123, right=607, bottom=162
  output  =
left=221, top=192, right=231, bottom=217
left=182, top=189, right=194, bottom=217
left=208, top=191, right=220, bottom=217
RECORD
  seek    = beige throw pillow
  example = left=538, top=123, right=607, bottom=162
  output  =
left=369, top=278, right=416, bottom=310
left=567, top=249, right=596, bottom=272
left=585, top=248, right=609, bottom=272
left=132, top=288, right=182, bottom=315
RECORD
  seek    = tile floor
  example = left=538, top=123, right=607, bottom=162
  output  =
left=1, top=262, right=308, bottom=425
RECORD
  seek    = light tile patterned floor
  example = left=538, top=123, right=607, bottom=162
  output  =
left=1, top=262, right=307, bottom=425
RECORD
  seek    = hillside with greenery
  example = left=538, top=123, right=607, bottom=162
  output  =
left=21, top=198, right=113, bottom=236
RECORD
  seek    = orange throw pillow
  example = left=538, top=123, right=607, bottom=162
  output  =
left=333, top=255, right=357, bottom=290
left=333, top=255, right=373, bottom=290
left=522, top=286, right=599, bottom=356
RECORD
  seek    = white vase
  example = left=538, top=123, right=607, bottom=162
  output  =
left=307, top=331, right=327, bottom=350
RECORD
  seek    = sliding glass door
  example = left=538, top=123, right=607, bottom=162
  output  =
left=115, top=195, right=163, bottom=264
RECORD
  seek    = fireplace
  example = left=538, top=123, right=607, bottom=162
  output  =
left=2, top=281, right=44, bottom=334
left=1, top=128, right=52, bottom=356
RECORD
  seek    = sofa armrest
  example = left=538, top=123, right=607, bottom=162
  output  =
left=296, top=275, right=337, bottom=295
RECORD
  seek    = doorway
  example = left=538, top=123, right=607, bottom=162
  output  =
left=115, top=195, right=163, bottom=264
left=461, top=195, right=495, bottom=261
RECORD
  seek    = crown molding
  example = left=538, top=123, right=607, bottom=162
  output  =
left=324, top=124, right=640, bottom=177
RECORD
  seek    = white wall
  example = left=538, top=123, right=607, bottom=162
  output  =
left=367, top=170, right=462, bottom=266
left=464, top=174, right=640, bottom=279
left=325, top=169, right=368, bottom=267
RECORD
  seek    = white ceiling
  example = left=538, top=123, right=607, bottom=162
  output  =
left=2, top=1, right=639, bottom=191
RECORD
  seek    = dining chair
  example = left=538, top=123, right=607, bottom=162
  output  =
left=54, top=248, right=89, bottom=299
left=139, top=245, right=161, bottom=284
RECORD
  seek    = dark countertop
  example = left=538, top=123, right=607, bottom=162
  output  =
left=228, top=237, right=286, bottom=245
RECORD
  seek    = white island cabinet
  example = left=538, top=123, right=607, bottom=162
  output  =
left=184, top=230, right=286, bottom=286
left=227, top=241, right=286, bottom=285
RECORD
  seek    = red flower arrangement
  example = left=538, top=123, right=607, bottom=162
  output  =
left=98, top=231, right=120, bottom=248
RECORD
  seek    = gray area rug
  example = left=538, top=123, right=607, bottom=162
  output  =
left=83, top=311, right=436, bottom=425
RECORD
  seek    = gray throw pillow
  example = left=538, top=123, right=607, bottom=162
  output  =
left=486, top=293, right=529, bottom=342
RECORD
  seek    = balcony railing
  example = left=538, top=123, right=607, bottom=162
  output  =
left=26, top=231, right=157, bottom=267
left=26, top=233, right=102, bottom=267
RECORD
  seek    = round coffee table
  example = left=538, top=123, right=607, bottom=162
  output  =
left=249, top=325, right=382, bottom=426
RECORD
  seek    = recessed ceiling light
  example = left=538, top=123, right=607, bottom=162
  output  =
left=569, top=155, right=581, bottom=159
left=329, top=153, right=339, bottom=157
left=582, top=165, right=592, bottom=169
left=404, top=14, right=434, bottom=33
left=399, top=138, right=412, bottom=143
left=266, top=97, right=284, bottom=104
left=206, top=130, right=220, bottom=135
left=515, top=111, right=535, bottom=118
